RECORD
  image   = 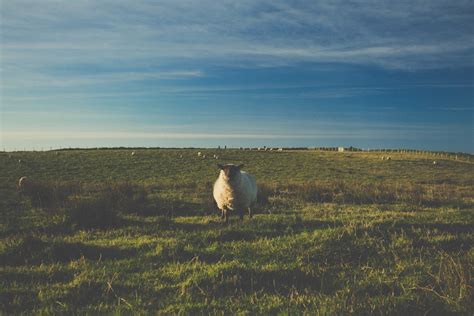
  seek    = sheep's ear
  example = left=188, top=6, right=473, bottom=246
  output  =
left=237, top=164, right=244, bottom=169
left=217, top=163, right=225, bottom=169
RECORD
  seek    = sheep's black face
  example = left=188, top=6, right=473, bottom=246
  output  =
left=218, top=164, right=243, bottom=181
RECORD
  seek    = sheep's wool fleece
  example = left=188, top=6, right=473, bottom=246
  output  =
left=213, top=171, right=257, bottom=211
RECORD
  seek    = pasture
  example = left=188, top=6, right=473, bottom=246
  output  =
left=1, top=149, right=473, bottom=314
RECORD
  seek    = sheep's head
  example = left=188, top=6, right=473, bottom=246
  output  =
left=218, top=164, right=243, bottom=182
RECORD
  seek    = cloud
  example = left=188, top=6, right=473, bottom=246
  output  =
left=2, top=0, right=473, bottom=98
left=1, top=70, right=204, bottom=89
left=2, top=0, right=473, bottom=72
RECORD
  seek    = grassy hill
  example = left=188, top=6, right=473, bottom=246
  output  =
left=1, top=149, right=473, bottom=314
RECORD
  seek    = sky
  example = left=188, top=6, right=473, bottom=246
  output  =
left=1, top=0, right=473, bottom=152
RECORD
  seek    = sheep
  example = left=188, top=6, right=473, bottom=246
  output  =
left=213, top=164, right=257, bottom=223
left=18, top=159, right=22, bottom=164
left=202, top=155, right=206, bottom=159
left=131, top=151, right=135, bottom=156
left=433, top=161, right=437, bottom=165
left=198, top=152, right=202, bottom=157
left=387, top=156, right=391, bottom=160
left=18, top=176, right=28, bottom=190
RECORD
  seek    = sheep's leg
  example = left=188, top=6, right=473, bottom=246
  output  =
left=248, top=207, right=253, bottom=219
left=224, top=209, right=229, bottom=224
left=220, top=209, right=225, bottom=220
left=239, top=208, right=244, bottom=221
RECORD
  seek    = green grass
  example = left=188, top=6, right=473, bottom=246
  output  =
left=1, top=149, right=473, bottom=314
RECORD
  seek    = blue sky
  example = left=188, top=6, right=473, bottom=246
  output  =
left=1, top=0, right=473, bottom=152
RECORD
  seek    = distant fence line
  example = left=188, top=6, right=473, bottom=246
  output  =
left=308, top=147, right=472, bottom=162
left=1, top=146, right=471, bottom=162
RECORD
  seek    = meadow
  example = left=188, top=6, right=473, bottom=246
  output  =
left=0, top=148, right=473, bottom=314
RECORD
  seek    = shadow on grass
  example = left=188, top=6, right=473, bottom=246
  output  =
left=182, top=265, right=341, bottom=298
left=0, top=289, right=39, bottom=314
left=0, top=269, right=74, bottom=285
left=1, top=236, right=136, bottom=265
left=172, top=218, right=343, bottom=243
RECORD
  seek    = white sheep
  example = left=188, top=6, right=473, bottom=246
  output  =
left=131, top=151, right=135, bottom=156
left=18, top=176, right=28, bottom=190
left=433, top=161, right=437, bottom=165
left=213, top=164, right=257, bottom=223
left=198, top=152, right=202, bottom=157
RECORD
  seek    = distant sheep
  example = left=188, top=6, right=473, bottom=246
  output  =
left=433, top=161, right=437, bottom=165
left=202, top=155, right=206, bottom=159
left=198, top=152, right=202, bottom=157
left=18, top=159, right=22, bottom=164
left=17, top=176, right=28, bottom=190
left=213, top=164, right=257, bottom=223
left=131, top=151, right=135, bottom=156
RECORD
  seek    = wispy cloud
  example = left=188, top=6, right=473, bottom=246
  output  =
left=2, top=0, right=473, bottom=71
left=2, top=1, right=473, bottom=94
left=2, top=70, right=204, bottom=89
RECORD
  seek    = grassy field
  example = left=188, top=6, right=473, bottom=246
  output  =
left=1, top=149, right=473, bottom=314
